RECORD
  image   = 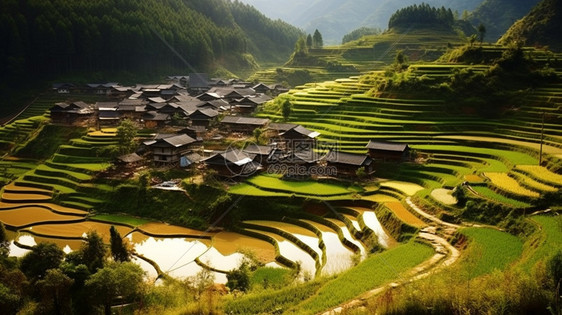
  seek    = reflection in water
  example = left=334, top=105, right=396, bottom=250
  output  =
left=211, top=231, right=277, bottom=263
left=129, top=232, right=208, bottom=279
left=198, top=248, right=245, bottom=272
left=361, top=211, right=392, bottom=248
left=247, top=229, right=317, bottom=277
left=245, top=220, right=322, bottom=262
left=301, top=220, right=356, bottom=276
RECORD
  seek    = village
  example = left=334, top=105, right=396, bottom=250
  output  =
left=50, top=74, right=411, bottom=181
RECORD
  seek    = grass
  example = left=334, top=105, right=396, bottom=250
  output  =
left=250, top=267, right=293, bottom=289
left=286, top=241, right=433, bottom=314
left=470, top=185, right=532, bottom=208
left=228, top=183, right=294, bottom=197
left=459, top=227, right=523, bottom=278
left=223, top=280, right=323, bottom=315
left=247, top=174, right=356, bottom=196
left=484, top=172, right=540, bottom=198
left=413, top=145, right=539, bottom=166
left=515, top=165, right=562, bottom=186
left=518, top=215, right=562, bottom=272
left=379, top=181, right=424, bottom=196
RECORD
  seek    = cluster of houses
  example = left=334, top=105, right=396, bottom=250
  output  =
left=125, top=124, right=411, bottom=179
left=50, top=74, right=289, bottom=128
left=51, top=74, right=411, bottom=180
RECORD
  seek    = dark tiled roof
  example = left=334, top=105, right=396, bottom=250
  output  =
left=365, top=141, right=409, bottom=152
left=95, top=102, right=119, bottom=109
left=243, top=144, right=275, bottom=155
left=189, top=73, right=210, bottom=88
left=325, top=151, right=371, bottom=166
left=117, top=153, right=143, bottom=163
left=221, top=116, right=270, bottom=125
left=145, top=134, right=196, bottom=147
left=203, top=149, right=255, bottom=166
left=268, top=123, right=298, bottom=132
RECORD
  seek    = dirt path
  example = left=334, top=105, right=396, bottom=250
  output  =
left=405, top=197, right=460, bottom=229
left=321, top=199, right=462, bottom=315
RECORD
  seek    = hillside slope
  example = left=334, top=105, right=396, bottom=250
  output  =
left=498, top=0, right=562, bottom=51
left=0, top=0, right=302, bottom=84
left=239, top=0, right=482, bottom=44
left=469, top=0, right=541, bottom=42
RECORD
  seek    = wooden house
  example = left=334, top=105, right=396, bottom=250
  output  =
left=188, top=108, right=219, bottom=127
left=143, top=134, right=198, bottom=166
left=279, top=125, right=320, bottom=151
left=115, top=153, right=144, bottom=168
left=325, top=151, right=374, bottom=177
left=365, top=140, right=410, bottom=162
left=243, top=144, right=279, bottom=165
left=220, top=116, right=270, bottom=133
left=179, top=125, right=207, bottom=141
left=252, top=83, right=271, bottom=94
left=52, top=83, right=75, bottom=94
left=50, top=101, right=94, bottom=124
left=202, top=149, right=261, bottom=178
left=188, top=73, right=210, bottom=95
left=142, top=111, right=170, bottom=128
left=232, top=94, right=272, bottom=113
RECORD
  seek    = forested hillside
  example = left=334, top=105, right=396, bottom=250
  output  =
left=498, top=0, right=562, bottom=51
left=239, top=0, right=483, bottom=44
left=0, top=0, right=302, bottom=85
left=469, top=0, right=541, bottom=41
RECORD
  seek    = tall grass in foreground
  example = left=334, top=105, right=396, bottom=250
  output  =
left=286, top=242, right=433, bottom=315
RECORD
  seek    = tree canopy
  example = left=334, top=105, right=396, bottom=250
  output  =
left=0, top=0, right=302, bottom=86
left=388, top=3, right=455, bottom=29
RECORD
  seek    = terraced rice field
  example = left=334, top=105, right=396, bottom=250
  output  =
left=460, top=228, right=524, bottom=278
left=384, top=202, right=426, bottom=228
left=469, top=186, right=532, bottom=208
left=430, top=188, right=457, bottom=205
left=0, top=207, right=85, bottom=228
left=484, top=172, right=541, bottom=198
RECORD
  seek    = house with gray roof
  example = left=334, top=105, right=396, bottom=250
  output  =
left=365, top=140, right=410, bottom=161
left=143, top=134, right=198, bottom=166
left=325, top=151, right=374, bottom=177
left=220, top=116, right=270, bottom=133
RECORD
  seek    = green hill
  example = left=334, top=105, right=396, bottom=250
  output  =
left=0, top=0, right=302, bottom=84
left=469, top=0, right=541, bottom=42
left=498, top=0, right=562, bottom=51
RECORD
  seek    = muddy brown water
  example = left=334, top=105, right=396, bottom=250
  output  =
left=0, top=207, right=85, bottom=228
left=23, top=221, right=133, bottom=243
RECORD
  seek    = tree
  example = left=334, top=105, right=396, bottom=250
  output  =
left=281, top=98, right=292, bottom=121
left=116, top=119, right=137, bottom=154
left=109, top=226, right=130, bottom=262
left=20, top=242, right=64, bottom=280
left=85, top=262, right=145, bottom=315
left=294, top=36, right=308, bottom=56
left=192, top=265, right=215, bottom=299
left=80, top=231, right=107, bottom=273
left=469, top=34, right=478, bottom=47
left=312, top=29, right=323, bottom=48
left=306, top=34, right=313, bottom=48
left=226, top=261, right=251, bottom=292
left=36, top=268, right=74, bottom=315
left=478, top=23, right=486, bottom=44
left=393, top=50, right=409, bottom=72
left=253, top=127, right=264, bottom=145
left=0, top=222, right=8, bottom=257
